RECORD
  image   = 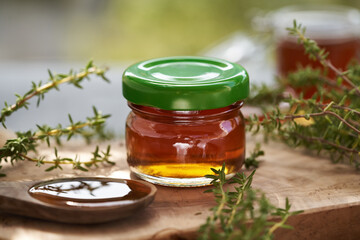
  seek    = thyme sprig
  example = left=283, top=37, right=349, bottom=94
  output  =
left=0, top=60, right=109, bottom=128
left=247, top=97, right=360, bottom=167
left=0, top=107, right=113, bottom=173
left=246, top=21, right=360, bottom=168
left=287, top=20, right=360, bottom=96
left=0, top=62, right=114, bottom=176
left=199, top=164, right=301, bottom=240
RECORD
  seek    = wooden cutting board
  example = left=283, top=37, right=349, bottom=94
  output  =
left=0, top=138, right=359, bottom=240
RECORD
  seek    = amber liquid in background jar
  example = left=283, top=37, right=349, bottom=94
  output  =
left=270, top=5, right=360, bottom=98
left=126, top=102, right=245, bottom=186
left=277, top=37, right=360, bottom=98
left=278, top=37, right=360, bottom=75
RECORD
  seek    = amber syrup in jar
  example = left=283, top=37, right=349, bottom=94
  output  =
left=272, top=5, right=360, bottom=98
left=126, top=102, right=245, bottom=185
left=122, top=56, right=249, bottom=187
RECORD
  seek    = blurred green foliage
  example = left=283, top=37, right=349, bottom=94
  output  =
left=77, top=0, right=360, bottom=61
left=2, top=0, right=359, bottom=61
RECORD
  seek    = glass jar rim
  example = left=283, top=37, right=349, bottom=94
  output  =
left=128, top=101, right=243, bottom=120
left=267, top=4, right=360, bottom=39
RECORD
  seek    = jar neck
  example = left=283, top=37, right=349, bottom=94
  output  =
left=128, top=101, right=243, bottom=122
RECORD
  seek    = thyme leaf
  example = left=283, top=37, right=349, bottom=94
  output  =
left=246, top=21, right=360, bottom=169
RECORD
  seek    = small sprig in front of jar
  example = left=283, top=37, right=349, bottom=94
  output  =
left=198, top=164, right=302, bottom=240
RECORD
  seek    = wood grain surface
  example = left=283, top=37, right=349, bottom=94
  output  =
left=0, top=138, right=359, bottom=240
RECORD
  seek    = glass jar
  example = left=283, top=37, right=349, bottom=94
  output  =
left=122, top=56, right=249, bottom=187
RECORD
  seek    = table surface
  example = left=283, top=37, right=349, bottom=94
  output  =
left=0, top=138, right=360, bottom=240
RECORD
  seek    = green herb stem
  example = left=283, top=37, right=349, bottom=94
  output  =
left=0, top=62, right=113, bottom=176
left=226, top=187, right=244, bottom=228
left=289, top=20, right=360, bottom=96
left=0, top=61, right=108, bottom=127
left=266, top=214, right=290, bottom=237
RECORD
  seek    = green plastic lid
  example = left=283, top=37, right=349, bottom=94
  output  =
left=122, top=56, right=249, bottom=110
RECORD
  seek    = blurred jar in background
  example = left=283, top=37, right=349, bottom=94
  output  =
left=270, top=5, right=360, bottom=98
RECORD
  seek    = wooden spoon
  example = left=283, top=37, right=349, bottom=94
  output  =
left=0, top=177, right=157, bottom=224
